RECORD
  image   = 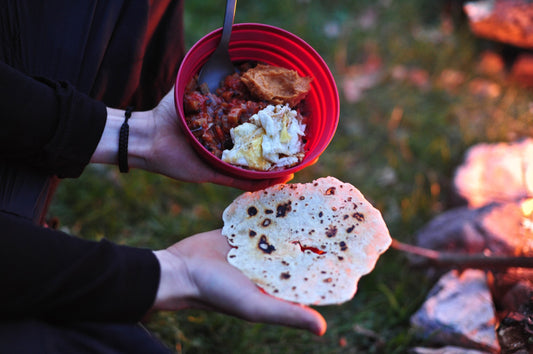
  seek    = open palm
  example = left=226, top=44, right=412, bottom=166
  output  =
left=154, top=230, right=327, bottom=336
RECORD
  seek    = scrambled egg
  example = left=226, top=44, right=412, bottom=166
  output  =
left=221, top=104, right=306, bottom=171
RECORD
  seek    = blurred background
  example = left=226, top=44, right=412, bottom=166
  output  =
left=48, top=0, right=533, bottom=352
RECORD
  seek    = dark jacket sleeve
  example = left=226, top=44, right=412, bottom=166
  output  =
left=0, top=60, right=107, bottom=178
left=0, top=212, right=160, bottom=322
left=0, top=0, right=184, bottom=323
left=0, top=61, right=160, bottom=324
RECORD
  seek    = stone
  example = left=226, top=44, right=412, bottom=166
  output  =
left=415, top=204, right=495, bottom=254
left=415, top=201, right=533, bottom=262
left=410, top=269, right=500, bottom=352
left=453, top=139, right=533, bottom=208
left=415, top=202, right=531, bottom=253
left=479, top=201, right=533, bottom=255
left=464, top=0, right=533, bottom=49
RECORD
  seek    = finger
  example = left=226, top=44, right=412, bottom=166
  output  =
left=242, top=291, right=327, bottom=336
left=194, top=285, right=328, bottom=336
left=176, top=229, right=230, bottom=259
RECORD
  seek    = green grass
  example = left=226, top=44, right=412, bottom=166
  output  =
left=48, top=0, right=533, bottom=352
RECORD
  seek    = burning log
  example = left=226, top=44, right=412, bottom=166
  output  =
left=497, top=299, right=533, bottom=353
left=391, top=239, right=533, bottom=271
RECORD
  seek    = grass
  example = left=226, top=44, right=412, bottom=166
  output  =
left=48, top=0, right=533, bottom=352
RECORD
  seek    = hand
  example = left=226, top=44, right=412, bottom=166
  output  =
left=91, top=88, right=291, bottom=191
left=152, top=230, right=327, bottom=336
left=145, top=88, right=292, bottom=191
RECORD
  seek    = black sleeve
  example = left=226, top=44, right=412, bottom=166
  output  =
left=0, top=61, right=107, bottom=178
left=0, top=212, right=160, bottom=322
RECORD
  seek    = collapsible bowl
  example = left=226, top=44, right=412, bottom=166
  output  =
left=175, top=23, right=339, bottom=179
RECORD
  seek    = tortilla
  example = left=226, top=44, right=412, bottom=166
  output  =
left=222, top=177, right=392, bottom=306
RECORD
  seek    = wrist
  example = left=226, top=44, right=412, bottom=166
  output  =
left=152, top=249, right=196, bottom=311
left=91, top=107, right=155, bottom=170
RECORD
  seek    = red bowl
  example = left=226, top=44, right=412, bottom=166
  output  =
left=175, top=23, right=339, bottom=179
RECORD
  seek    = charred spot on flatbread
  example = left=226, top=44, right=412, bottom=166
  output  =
left=221, top=176, right=392, bottom=306
left=276, top=201, right=292, bottom=217
left=247, top=206, right=258, bottom=217
left=261, top=218, right=272, bottom=227
left=280, top=272, right=291, bottom=280
left=258, top=235, right=276, bottom=254
left=325, top=225, right=338, bottom=238
left=325, top=187, right=336, bottom=195
left=339, top=241, right=348, bottom=251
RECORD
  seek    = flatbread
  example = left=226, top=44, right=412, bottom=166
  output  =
left=222, top=177, right=392, bottom=306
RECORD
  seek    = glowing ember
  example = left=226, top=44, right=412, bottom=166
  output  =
left=521, top=198, right=533, bottom=232
left=520, top=198, right=533, bottom=217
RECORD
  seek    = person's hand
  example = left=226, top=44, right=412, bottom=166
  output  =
left=145, top=88, right=293, bottom=190
left=91, top=88, right=291, bottom=191
left=152, top=230, right=327, bottom=336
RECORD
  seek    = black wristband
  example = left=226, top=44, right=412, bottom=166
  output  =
left=118, top=106, right=134, bottom=173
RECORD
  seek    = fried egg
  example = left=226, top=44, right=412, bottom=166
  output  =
left=221, top=104, right=306, bottom=171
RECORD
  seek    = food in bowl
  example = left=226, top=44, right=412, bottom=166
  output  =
left=221, top=104, right=306, bottom=170
left=241, top=64, right=312, bottom=107
left=183, top=62, right=312, bottom=171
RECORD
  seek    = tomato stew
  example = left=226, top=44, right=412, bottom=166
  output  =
left=183, top=64, right=269, bottom=158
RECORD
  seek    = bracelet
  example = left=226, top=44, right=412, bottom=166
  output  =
left=118, top=106, right=134, bottom=173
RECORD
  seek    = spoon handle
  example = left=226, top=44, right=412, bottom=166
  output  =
left=219, top=0, right=237, bottom=49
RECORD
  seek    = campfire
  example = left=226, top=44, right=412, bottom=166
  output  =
left=396, top=139, right=533, bottom=353
left=383, top=2, right=533, bottom=351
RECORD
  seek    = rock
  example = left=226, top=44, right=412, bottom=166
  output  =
left=479, top=202, right=533, bottom=256
left=415, top=204, right=494, bottom=254
left=415, top=202, right=531, bottom=256
left=410, top=269, right=500, bottom=353
left=453, top=139, right=533, bottom=208
left=464, top=0, right=533, bottom=49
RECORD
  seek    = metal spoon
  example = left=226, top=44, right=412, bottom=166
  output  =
left=198, top=0, right=237, bottom=92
